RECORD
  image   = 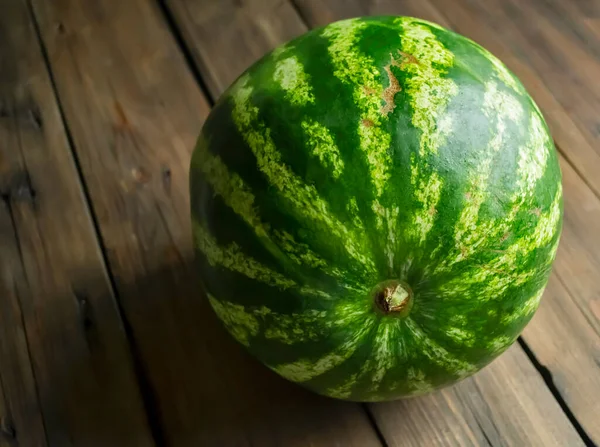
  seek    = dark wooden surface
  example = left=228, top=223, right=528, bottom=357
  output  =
left=1, top=1, right=154, bottom=445
left=0, top=0, right=598, bottom=445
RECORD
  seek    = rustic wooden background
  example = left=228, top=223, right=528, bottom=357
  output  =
left=1, top=0, right=599, bottom=445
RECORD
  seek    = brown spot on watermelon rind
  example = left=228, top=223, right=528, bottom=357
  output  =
left=397, top=50, right=421, bottom=67
left=380, top=55, right=402, bottom=116
left=361, top=119, right=374, bottom=127
left=379, top=50, right=423, bottom=116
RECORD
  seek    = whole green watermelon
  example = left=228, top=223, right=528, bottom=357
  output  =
left=189, top=16, right=562, bottom=401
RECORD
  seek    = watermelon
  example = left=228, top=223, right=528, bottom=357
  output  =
left=189, top=16, right=562, bottom=401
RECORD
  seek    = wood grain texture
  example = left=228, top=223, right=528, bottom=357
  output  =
left=166, top=0, right=586, bottom=444
left=0, top=206, right=46, bottom=447
left=1, top=0, right=155, bottom=446
left=166, top=0, right=306, bottom=96
left=370, top=344, right=585, bottom=447
left=553, top=156, right=600, bottom=337
left=293, top=0, right=447, bottom=25
left=523, top=274, right=600, bottom=441
left=0, top=385, right=19, bottom=447
left=29, top=0, right=383, bottom=445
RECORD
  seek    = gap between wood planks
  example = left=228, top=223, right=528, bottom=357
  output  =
left=24, top=0, right=167, bottom=445
left=517, top=338, right=595, bottom=447
left=155, top=0, right=215, bottom=107
left=362, top=403, right=390, bottom=447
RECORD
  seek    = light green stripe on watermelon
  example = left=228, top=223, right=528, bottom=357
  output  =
left=322, top=19, right=391, bottom=198
left=271, top=229, right=326, bottom=269
left=208, top=296, right=333, bottom=345
left=191, top=135, right=331, bottom=272
left=395, top=18, right=458, bottom=245
left=192, top=220, right=296, bottom=289
left=440, top=183, right=562, bottom=300
left=438, top=314, right=477, bottom=347
left=271, top=319, right=376, bottom=383
left=384, top=207, right=400, bottom=269
left=326, top=320, right=405, bottom=399
left=229, top=73, right=375, bottom=273
left=207, top=294, right=259, bottom=347
left=263, top=308, right=329, bottom=344
left=487, top=335, right=517, bottom=355
left=409, top=167, right=443, bottom=245
left=502, top=287, right=546, bottom=325
left=502, top=179, right=561, bottom=267
left=547, top=230, right=561, bottom=264
left=370, top=322, right=399, bottom=386
left=191, top=136, right=264, bottom=236
left=347, top=197, right=365, bottom=230
left=529, top=183, right=562, bottom=248
left=405, top=318, right=476, bottom=377
left=298, top=286, right=335, bottom=300
left=273, top=58, right=345, bottom=180
left=406, top=368, right=435, bottom=395
left=273, top=55, right=315, bottom=106
left=396, top=17, right=458, bottom=159
left=452, top=81, right=524, bottom=263
left=301, top=119, right=345, bottom=178
left=444, top=327, right=477, bottom=347
left=515, top=111, right=552, bottom=198
left=326, top=373, right=359, bottom=399
left=271, top=304, right=377, bottom=383
left=372, top=201, right=401, bottom=268
left=489, top=57, right=521, bottom=94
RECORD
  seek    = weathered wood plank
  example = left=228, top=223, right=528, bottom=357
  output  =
left=293, top=0, right=600, bottom=443
left=165, top=0, right=305, bottom=96
left=523, top=274, right=600, bottom=438
left=1, top=0, right=155, bottom=446
left=370, top=344, right=585, bottom=447
left=293, top=0, right=448, bottom=26
left=0, top=391, right=16, bottom=447
left=553, top=156, right=600, bottom=337
left=29, top=0, right=383, bottom=444
left=0, top=207, right=47, bottom=447
left=164, top=0, right=586, bottom=444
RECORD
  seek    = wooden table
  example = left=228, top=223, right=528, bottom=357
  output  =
left=1, top=0, right=599, bottom=445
